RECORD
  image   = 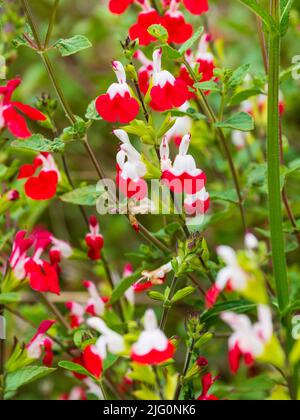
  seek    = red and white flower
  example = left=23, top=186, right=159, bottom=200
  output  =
left=184, top=187, right=210, bottom=216
left=84, top=317, right=125, bottom=378
left=114, top=129, right=148, bottom=201
left=205, top=234, right=259, bottom=308
left=163, top=0, right=193, bottom=44
left=49, top=237, right=73, bottom=272
left=129, top=1, right=164, bottom=46
left=160, top=134, right=206, bottom=195
left=85, top=216, right=104, bottom=261
left=131, top=309, right=175, bottom=364
left=18, top=153, right=60, bottom=201
left=150, top=49, right=190, bottom=111
left=221, top=305, right=273, bottom=374
left=183, top=0, right=209, bottom=15
left=165, top=102, right=193, bottom=147
left=197, top=373, right=219, bottom=400
left=0, top=78, right=46, bottom=138
left=26, top=320, right=55, bottom=367
left=83, top=280, right=106, bottom=316
left=133, top=50, right=153, bottom=95
left=108, top=0, right=134, bottom=14
left=66, top=301, right=85, bottom=329
left=96, top=61, right=140, bottom=123
left=133, top=262, right=172, bottom=292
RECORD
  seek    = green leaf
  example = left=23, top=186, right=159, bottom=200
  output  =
left=59, top=361, right=95, bottom=379
left=147, top=25, right=169, bottom=43
left=194, top=81, right=220, bottom=92
left=171, top=286, right=195, bottom=303
left=228, top=64, right=251, bottom=89
left=280, top=0, right=294, bottom=37
left=179, top=26, right=204, bottom=55
left=110, top=270, right=142, bottom=305
left=5, top=366, right=56, bottom=394
left=161, top=44, right=182, bottom=60
left=238, top=0, right=279, bottom=34
left=229, top=88, right=262, bottom=106
left=123, top=120, right=156, bottom=145
left=85, top=99, right=101, bottom=121
left=0, top=293, right=20, bottom=304
left=169, top=107, right=206, bottom=121
left=129, top=364, right=155, bottom=386
left=11, top=134, right=65, bottom=153
left=147, top=291, right=165, bottom=302
left=54, top=35, right=92, bottom=57
left=201, top=300, right=257, bottom=326
left=133, top=387, right=160, bottom=400
left=210, top=189, right=239, bottom=204
left=215, top=112, right=254, bottom=132
left=60, top=185, right=104, bottom=206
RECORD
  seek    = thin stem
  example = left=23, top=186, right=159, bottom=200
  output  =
left=267, top=0, right=289, bottom=313
left=159, top=275, right=177, bottom=331
left=21, top=0, right=42, bottom=50
left=256, top=15, right=269, bottom=73
left=174, top=339, right=195, bottom=400
left=153, top=366, right=164, bottom=400
left=44, top=0, right=60, bottom=49
left=184, top=59, right=247, bottom=233
left=38, top=293, right=70, bottom=332
left=0, top=305, right=4, bottom=401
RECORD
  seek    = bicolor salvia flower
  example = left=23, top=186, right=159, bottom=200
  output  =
left=160, top=134, right=207, bottom=195
left=114, top=129, right=148, bottom=200
left=133, top=261, right=173, bottom=292
left=65, top=301, right=85, bottom=329
left=131, top=309, right=175, bottom=364
left=83, top=280, right=107, bottom=316
left=26, top=320, right=56, bottom=367
left=133, top=50, right=154, bottom=95
left=221, top=305, right=273, bottom=374
left=205, top=233, right=261, bottom=308
left=0, top=78, right=46, bottom=138
left=18, top=153, right=60, bottom=201
left=163, top=0, right=193, bottom=44
left=85, top=216, right=104, bottom=261
left=83, top=317, right=125, bottom=378
left=10, top=229, right=72, bottom=295
left=150, top=49, right=190, bottom=111
left=96, top=61, right=140, bottom=123
left=129, top=1, right=164, bottom=46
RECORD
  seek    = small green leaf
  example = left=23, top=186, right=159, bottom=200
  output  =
left=110, top=270, right=142, bottom=305
left=179, top=26, right=204, bottom=55
left=147, top=25, right=169, bottom=43
left=194, top=81, right=220, bottom=92
left=161, top=44, right=182, bottom=60
left=60, top=185, right=104, bottom=206
left=280, top=0, right=294, bottom=37
left=85, top=99, right=101, bottom=121
left=59, top=361, right=95, bottom=379
left=229, top=88, right=262, bottom=106
left=228, top=64, right=251, bottom=89
left=238, top=0, right=279, bottom=34
left=215, top=112, right=254, bottom=132
left=5, top=366, right=56, bottom=394
left=147, top=291, right=165, bottom=302
left=201, top=300, right=257, bottom=326
left=54, top=35, right=92, bottom=57
left=210, top=189, right=239, bottom=204
left=11, top=134, right=65, bottom=153
left=172, top=286, right=195, bottom=303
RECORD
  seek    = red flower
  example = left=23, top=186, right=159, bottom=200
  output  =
left=109, top=0, right=134, bottom=14
left=96, top=61, right=140, bottom=124
left=197, top=373, right=219, bottom=400
left=150, top=49, right=189, bottom=112
left=183, top=0, right=209, bottom=15
left=0, top=78, right=46, bottom=138
left=66, top=301, right=85, bottom=329
left=18, top=153, right=60, bottom=201
left=25, top=258, right=61, bottom=295
left=85, top=216, right=104, bottom=261
left=26, top=320, right=56, bottom=366
left=129, top=10, right=164, bottom=46
left=83, top=345, right=103, bottom=379
left=163, top=0, right=193, bottom=44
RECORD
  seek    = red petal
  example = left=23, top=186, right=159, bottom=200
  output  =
left=18, top=164, right=37, bottom=179
left=229, top=343, right=243, bottom=374
left=129, top=11, right=164, bottom=46
left=24, top=170, right=58, bottom=201
left=205, top=285, right=221, bottom=309
left=109, top=0, right=133, bottom=14
left=83, top=345, right=103, bottom=379
left=12, top=102, right=47, bottom=121
left=131, top=341, right=175, bottom=365
left=183, top=0, right=209, bottom=15
left=3, top=106, right=31, bottom=138
left=163, top=14, right=193, bottom=45
left=150, top=80, right=189, bottom=112
left=96, top=93, right=139, bottom=124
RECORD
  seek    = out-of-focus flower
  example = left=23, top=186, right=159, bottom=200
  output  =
left=0, top=78, right=46, bottom=138
left=60, top=387, right=87, bottom=401
left=165, top=102, right=193, bottom=147
left=7, top=190, right=20, bottom=201
left=197, top=373, right=219, bottom=400
left=18, top=153, right=60, bottom=201
left=26, top=320, right=56, bottom=367
left=131, top=309, right=175, bottom=364
left=114, top=129, right=148, bottom=201
left=163, top=0, right=193, bottom=44
left=108, top=0, right=134, bottom=14
left=221, top=305, right=273, bottom=374
left=96, top=61, right=140, bottom=123
left=183, top=0, right=209, bottom=15
left=133, top=262, right=172, bottom=292
left=83, top=280, right=106, bottom=316
left=66, top=301, right=85, bottom=329
left=150, top=49, right=190, bottom=112
left=133, top=50, right=153, bottom=95
left=85, top=216, right=104, bottom=261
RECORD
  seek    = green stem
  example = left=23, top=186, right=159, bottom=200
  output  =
left=174, top=339, right=195, bottom=400
left=0, top=305, right=4, bottom=401
left=44, top=0, right=60, bottom=48
left=153, top=366, right=164, bottom=400
left=159, top=275, right=177, bottom=331
left=267, top=0, right=289, bottom=313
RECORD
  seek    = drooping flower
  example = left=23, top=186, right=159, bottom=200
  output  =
left=160, top=134, right=206, bottom=195
left=84, top=317, right=125, bottom=378
left=205, top=234, right=259, bottom=308
left=197, top=373, right=219, bottom=400
left=165, top=102, right=193, bottom=147
left=129, top=1, right=164, bottom=46
left=9, top=230, right=34, bottom=281
left=183, top=0, right=209, bottom=15
left=96, top=61, right=140, bottom=123
left=184, top=187, right=210, bottom=216
left=133, top=50, right=154, bottom=95
left=114, top=129, right=148, bottom=201
left=150, top=49, right=190, bottom=112
left=221, top=305, right=273, bottom=374
left=26, top=320, right=56, bottom=367
left=85, top=216, right=104, bottom=261
left=131, top=309, right=175, bottom=364
left=83, top=280, right=106, bottom=316
left=66, top=301, right=85, bottom=329
left=0, top=78, right=46, bottom=138
left=49, top=238, right=73, bottom=273
left=163, top=0, right=193, bottom=44
left=108, top=0, right=134, bottom=14
left=18, top=153, right=60, bottom=201
left=133, top=262, right=172, bottom=292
